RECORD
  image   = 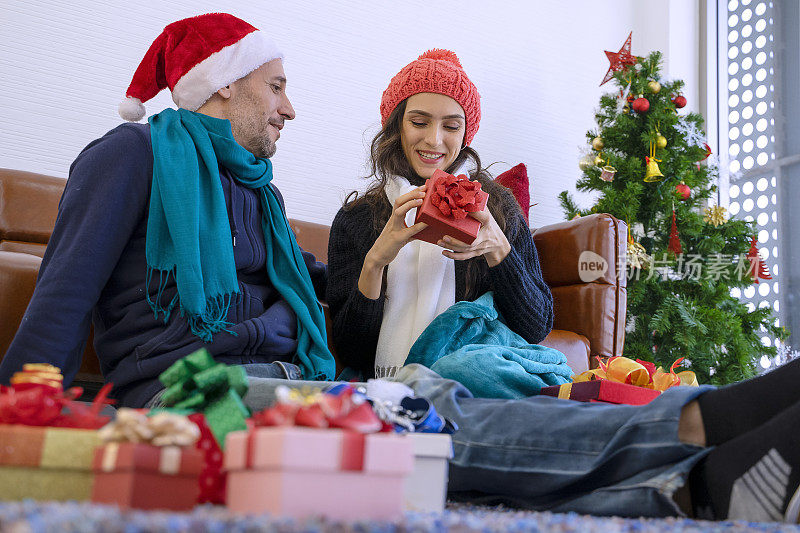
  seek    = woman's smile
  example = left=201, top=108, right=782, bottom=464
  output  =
left=416, top=150, right=445, bottom=164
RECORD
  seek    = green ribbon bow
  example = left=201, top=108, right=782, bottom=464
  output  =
left=158, top=349, right=249, bottom=449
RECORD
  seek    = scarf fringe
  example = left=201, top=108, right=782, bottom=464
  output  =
left=186, top=293, right=236, bottom=343
left=146, top=266, right=236, bottom=342
left=146, top=267, right=179, bottom=323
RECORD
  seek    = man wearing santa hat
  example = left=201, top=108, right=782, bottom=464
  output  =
left=0, top=13, right=336, bottom=408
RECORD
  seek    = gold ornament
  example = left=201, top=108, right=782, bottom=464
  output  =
left=627, top=239, right=651, bottom=270
left=648, top=81, right=661, bottom=94
left=703, top=205, right=727, bottom=227
left=594, top=154, right=605, bottom=166
left=643, top=142, right=664, bottom=182
left=656, top=134, right=667, bottom=149
left=578, top=156, right=593, bottom=171
left=592, top=137, right=605, bottom=151
left=644, top=157, right=663, bottom=182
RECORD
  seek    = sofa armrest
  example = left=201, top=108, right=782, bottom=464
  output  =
left=532, top=214, right=627, bottom=365
left=540, top=329, right=590, bottom=374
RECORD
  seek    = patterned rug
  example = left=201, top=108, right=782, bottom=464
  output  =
left=2, top=501, right=800, bottom=533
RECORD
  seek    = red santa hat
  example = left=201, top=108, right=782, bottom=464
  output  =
left=119, top=13, right=283, bottom=121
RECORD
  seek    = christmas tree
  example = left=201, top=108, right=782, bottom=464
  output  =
left=559, top=43, right=787, bottom=385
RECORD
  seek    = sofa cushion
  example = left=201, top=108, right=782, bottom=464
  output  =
left=0, top=251, right=41, bottom=362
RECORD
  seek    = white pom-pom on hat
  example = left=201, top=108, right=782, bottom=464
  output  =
left=119, top=97, right=146, bottom=122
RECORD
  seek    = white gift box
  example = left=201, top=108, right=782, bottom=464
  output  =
left=404, top=433, right=453, bottom=513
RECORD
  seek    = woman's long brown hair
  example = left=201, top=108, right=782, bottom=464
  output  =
left=344, top=98, right=513, bottom=299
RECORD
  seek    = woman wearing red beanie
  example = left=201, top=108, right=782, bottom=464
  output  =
left=327, top=49, right=552, bottom=380
left=324, top=50, right=800, bottom=522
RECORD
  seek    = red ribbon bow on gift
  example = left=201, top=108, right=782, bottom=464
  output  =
left=251, top=386, right=385, bottom=434
left=430, top=171, right=485, bottom=220
left=0, top=363, right=115, bottom=429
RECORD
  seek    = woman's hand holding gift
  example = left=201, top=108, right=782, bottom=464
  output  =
left=359, top=184, right=429, bottom=299
left=438, top=203, right=511, bottom=267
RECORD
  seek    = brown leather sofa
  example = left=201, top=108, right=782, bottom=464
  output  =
left=0, top=168, right=626, bottom=390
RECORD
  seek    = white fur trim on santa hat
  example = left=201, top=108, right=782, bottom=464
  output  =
left=119, top=96, right=146, bottom=122
left=171, top=30, right=283, bottom=112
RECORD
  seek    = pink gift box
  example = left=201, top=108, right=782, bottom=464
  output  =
left=224, top=426, right=413, bottom=519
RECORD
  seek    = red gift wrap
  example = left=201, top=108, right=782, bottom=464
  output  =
left=92, top=442, right=203, bottom=511
left=189, top=412, right=228, bottom=505
left=0, top=363, right=114, bottom=429
left=540, top=380, right=661, bottom=405
left=413, top=169, right=489, bottom=245
left=540, top=356, right=698, bottom=406
left=0, top=364, right=113, bottom=501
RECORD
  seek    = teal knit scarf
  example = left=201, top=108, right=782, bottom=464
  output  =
left=146, top=108, right=335, bottom=381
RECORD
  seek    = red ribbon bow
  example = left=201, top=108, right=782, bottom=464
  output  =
left=0, top=364, right=114, bottom=429
left=430, top=172, right=485, bottom=220
left=251, top=388, right=384, bottom=434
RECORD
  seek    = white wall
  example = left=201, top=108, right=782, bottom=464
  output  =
left=0, top=0, right=701, bottom=229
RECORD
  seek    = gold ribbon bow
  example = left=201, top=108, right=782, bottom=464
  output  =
left=574, top=356, right=698, bottom=391
left=98, top=408, right=200, bottom=447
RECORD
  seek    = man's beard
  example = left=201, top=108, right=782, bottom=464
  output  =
left=231, top=112, right=276, bottom=158
left=250, top=133, right=276, bottom=159
left=229, top=91, right=277, bottom=159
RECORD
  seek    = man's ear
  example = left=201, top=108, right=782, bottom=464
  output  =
left=216, top=85, right=232, bottom=100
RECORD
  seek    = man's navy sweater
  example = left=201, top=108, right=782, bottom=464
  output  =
left=0, top=123, right=326, bottom=407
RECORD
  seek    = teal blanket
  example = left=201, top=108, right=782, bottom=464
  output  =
left=405, top=292, right=573, bottom=399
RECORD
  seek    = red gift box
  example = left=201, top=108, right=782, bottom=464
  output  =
left=413, top=169, right=489, bottom=245
left=91, top=442, right=203, bottom=510
left=539, top=380, right=661, bottom=405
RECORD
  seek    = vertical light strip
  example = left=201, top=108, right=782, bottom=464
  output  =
left=720, top=0, right=784, bottom=367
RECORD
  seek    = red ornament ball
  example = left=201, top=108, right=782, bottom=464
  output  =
left=672, top=95, right=687, bottom=108
left=632, top=97, right=650, bottom=113
left=675, top=182, right=691, bottom=200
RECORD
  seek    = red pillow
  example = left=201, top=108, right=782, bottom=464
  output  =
left=494, top=163, right=530, bottom=223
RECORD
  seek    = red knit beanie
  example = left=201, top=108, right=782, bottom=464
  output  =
left=380, top=49, right=481, bottom=146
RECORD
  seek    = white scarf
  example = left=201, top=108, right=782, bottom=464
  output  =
left=375, top=175, right=457, bottom=378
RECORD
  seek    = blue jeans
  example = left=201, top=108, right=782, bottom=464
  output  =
left=395, top=364, right=714, bottom=517
left=235, top=363, right=715, bottom=518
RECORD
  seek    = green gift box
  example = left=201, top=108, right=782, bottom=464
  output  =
left=0, top=424, right=99, bottom=501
